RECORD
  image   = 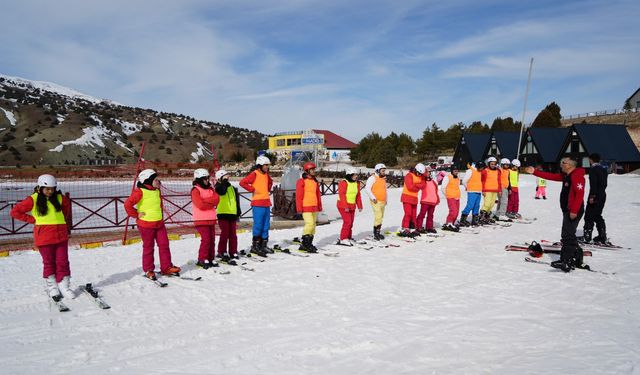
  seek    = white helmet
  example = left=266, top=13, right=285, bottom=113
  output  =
left=193, top=168, right=209, bottom=179
left=345, top=168, right=357, bottom=175
left=374, top=163, right=387, bottom=172
left=500, top=158, right=511, bottom=165
left=486, top=156, right=497, bottom=163
left=511, top=159, right=521, bottom=167
left=37, top=174, right=57, bottom=187
left=256, top=155, right=271, bottom=165
left=215, top=170, right=229, bottom=180
left=137, top=169, right=156, bottom=183
left=415, top=163, right=426, bottom=174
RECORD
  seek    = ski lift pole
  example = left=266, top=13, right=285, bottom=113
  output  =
left=122, top=142, right=146, bottom=245
left=517, top=57, right=534, bottom=161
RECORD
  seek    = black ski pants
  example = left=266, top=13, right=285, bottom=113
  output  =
left=583, top=194, right=606, bottom=236
left=561, top=206, right=584, bottom=263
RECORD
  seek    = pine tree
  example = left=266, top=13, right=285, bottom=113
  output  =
left=531, top=102, right=562, bottom=128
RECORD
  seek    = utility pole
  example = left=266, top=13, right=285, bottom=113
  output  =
left=517, top=57, right=534, bottom=161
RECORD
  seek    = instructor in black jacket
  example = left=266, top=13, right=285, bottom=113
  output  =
left=580, top=153, right=608, bottom=244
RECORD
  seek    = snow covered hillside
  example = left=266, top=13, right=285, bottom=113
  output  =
left=1, top=174, right=639, bottom=374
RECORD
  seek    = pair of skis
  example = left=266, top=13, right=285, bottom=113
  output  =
left=505, top=243, right=593, bottom=257
left=523, top=257, right=614, bottom=275
left=49, top=283, right=111, bottom=312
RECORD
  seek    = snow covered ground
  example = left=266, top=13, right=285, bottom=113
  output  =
left=1, top=174, right=639, bottom=374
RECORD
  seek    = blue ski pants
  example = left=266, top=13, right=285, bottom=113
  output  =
left=462, top=192, right=481, bottom=216
left=252, top=206, right=271, bottom=239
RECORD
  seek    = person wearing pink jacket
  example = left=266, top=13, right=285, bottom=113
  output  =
left=416, top=168, right=441, bottom=233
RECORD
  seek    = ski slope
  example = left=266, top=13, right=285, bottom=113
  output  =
left=1, top=174, right=639, bottom=374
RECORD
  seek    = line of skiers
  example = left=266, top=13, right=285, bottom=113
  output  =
left=9, top=152, right=609, bottom=297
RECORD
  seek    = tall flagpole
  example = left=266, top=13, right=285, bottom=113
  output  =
left=517, top=57, right=534, bottom=161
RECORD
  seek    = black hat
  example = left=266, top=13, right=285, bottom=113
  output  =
left=476, top=161, right=486, bottom=169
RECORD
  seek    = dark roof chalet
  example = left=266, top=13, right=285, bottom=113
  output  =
left=461, top=132, right=492, bottom=161
left=526, top=127, right=571, bottom=162
left=572, top=124, right=640, bottom=162
left=492, top=131, right=522, bottom=160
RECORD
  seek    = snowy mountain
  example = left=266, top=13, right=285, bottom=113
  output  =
left=0, top=74, right=266, bottom=166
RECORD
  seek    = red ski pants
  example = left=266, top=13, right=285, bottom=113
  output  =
left=38, top=240, right=70, bottom=282
left=446, top=198, right=460, bottom=224
left=416, top=203, right=436, bottom=230
left=401, top=203, right=418, bottom=229
left=217, top=219, right=238, bottom=256
left=338, top=207, right=355, bottom=240
left=507, top=190, right=520, bottom=213
left=138, top=226, right=173, bottom=273
left=196, top=224, right=216, bottom=262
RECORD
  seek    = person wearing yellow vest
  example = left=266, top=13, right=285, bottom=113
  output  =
left=535, top=165, right=547, bottom=200
left=125, top=169, right=181, bottom=280
left=460, top=161, right=486, bottom=227
left=215, top=170, right=242, bottom=265
left=240, top=155, right=273, bottom=257
left=479, top=156, right=502, bottom=224
left=336, top=168, right=363, bottom=246
left=191, top=168, right=220, bottom=269
left=416, top=166, right=441, bottom=233
left=364, top=163, right=388, bottom=240
left=399, top=163, right=426, bottom=237
left=494, top=158, right=511, bottom=221
left=295, top=162, right=323, bottom=253
left=441, top=166, right=463, bottom=232
left=10, top=174, right=75, bottom=300
left=506, top=159, right=521, bottom=218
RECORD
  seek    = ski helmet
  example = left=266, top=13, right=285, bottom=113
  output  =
left=193, top=168, right=209, bottom=179
left=215, top=170, right=229, bottom=180
left=415, top=163, right=426, bottom=174
left=486, top=156, right=498, bottom=163
left=137, top=169, right=157, bottom=184
left=256, top=155, right=271, bottom=166
left=527, top=241, right=544, bottom=258
left=374, top=163, right=387, bottom=172
left=511, top=159, right=521, bottom=167
left=37, top=174, right=57, bottom=187
left=500, top=158, right=511, bottom=165
left=345, top=168, right=357, bottom=176
left=303, top=162, right=316, bottom=171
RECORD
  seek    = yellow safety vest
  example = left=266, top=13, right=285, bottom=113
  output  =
left=509, top=170, right=519, bottom=188
left=342, top=180, right=358, bottom=204
left=538, top=178, right=546, bottom=187
left=30, top=193, right=66, bottom=225
left=138, top=188, right=163, bottom=222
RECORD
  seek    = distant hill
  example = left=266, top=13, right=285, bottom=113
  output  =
left=0, top=74, right=267, bottom=166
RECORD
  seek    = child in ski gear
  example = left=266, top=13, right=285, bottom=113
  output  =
left=10, top=174, right=74, bottom=299
left=399, top=163, right=426, bottom=236
left=460, top=161, right=486, bottom=226
left=416, top=166, right=440, bottom=233
left=215, top=170, right=242, bottom=264
left=191, top=168, right=220, bottom=269
left=441, top=166, right=462, bottom=231
left=506, top=159, right=521, bottom=218
left=336, top=168, right=363, bottom=245
left=436, top=169, right=447, bottom=185
left=364, top=163, right=387, bottom=240
left=125, top=169, right=181, bottom=279
left=494, top=158, right=511, bottom=221
left=480, top=156, right=502, bottom=224
left=526, top=157, right=586, bottom=272
left=535, top=165, right=547, bottom=199
left=239, top=155, right=273, bottom=257
left=579, top=153, right=609, bottom=244
left=296, top=162, right=323, bottom=252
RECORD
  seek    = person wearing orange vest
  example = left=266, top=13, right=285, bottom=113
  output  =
left=460, top=161, right=486, bottom=227
left=480, top=156, right=502, bottom=224
left=240, top=155, right=274, bottom=257
left=191, top=168, right=220, bottom=269
left=416, top=166, right=441, bottom=233
left=441, top=166, right=462, bottom=232
left=336, top=168, right=363, bottom=246
left=364, top=163, right=388, bottom=240
left=494, top=158, right=511, bottom=221
left=10, top=174, right=75, bottom=300
left=506, top=159, right=521, bottom=219
left=399, top=163, right=426, bottom=237
left=295, top=162, right=323, bottom=253
left=125, top=169, right=181, bottom=280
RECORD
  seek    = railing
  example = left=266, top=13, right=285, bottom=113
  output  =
left=563, top=107, right=638, bottom=120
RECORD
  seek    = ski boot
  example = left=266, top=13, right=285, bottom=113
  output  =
left=550, top=259, right=573, bottom=272
left=471, top=214, right=480, bottom=227
left=161, top=265, right=182, bottom=276
left=261, top=237, right=274, bottom=254
left=45, top=275, right=61, bottom=298
left=459, top=214, right=470, bottom=227
left=196, top=261, right=211, bottom=269
left=57, top=276, right=76, bottom=299
left=251, top=236, right=268, bottom=257
left=577, top=229, right=592, bottom=244
left=373, top=225, right=385, bottom=240
left=299, top=235, right=317, bottom=253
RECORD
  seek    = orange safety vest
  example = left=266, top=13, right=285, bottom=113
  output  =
left=302, top=178, right=319, bottom=208
left=402, top=173, right=422, bottom=198
left=371, top=175, right=387, bottom=202
left=467, top=168, right=482, bottom=192
left=445, top=174, right=461, bottom=199
left=484, top=169, right=500, bottom=191
left=500, top=168, right=510, bottom=190
left=251, top=171, right=270, bottom=201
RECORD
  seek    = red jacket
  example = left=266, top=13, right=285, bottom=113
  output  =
left=191, top=186, right=220, bottom=226
left=239, top=169, right=273, bottom=207
left=400, top=171, right=425, bottom=205
left=10, top=194, right=71, bottom=247
left=336, top=180, right=363, bottom=210
left=534, top=168, right=585, bottom=215
left=124, top=185, right=165, bottom=229
left=296, top=176, right=323, bottom=213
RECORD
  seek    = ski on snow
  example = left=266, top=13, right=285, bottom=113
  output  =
left=505, top=244, right=593, bottom=257
left=541, top=239, right=629, bottom=250
left=524, top=257, right=614, bottom=275
left=79, top=283, right=111, bottom=309
left=49, top=294, right=70, bottom=312
left=273, top=244, right=310, bottom=257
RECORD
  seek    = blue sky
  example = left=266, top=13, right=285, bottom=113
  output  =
left=1, top=0, right=638, bottom=141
